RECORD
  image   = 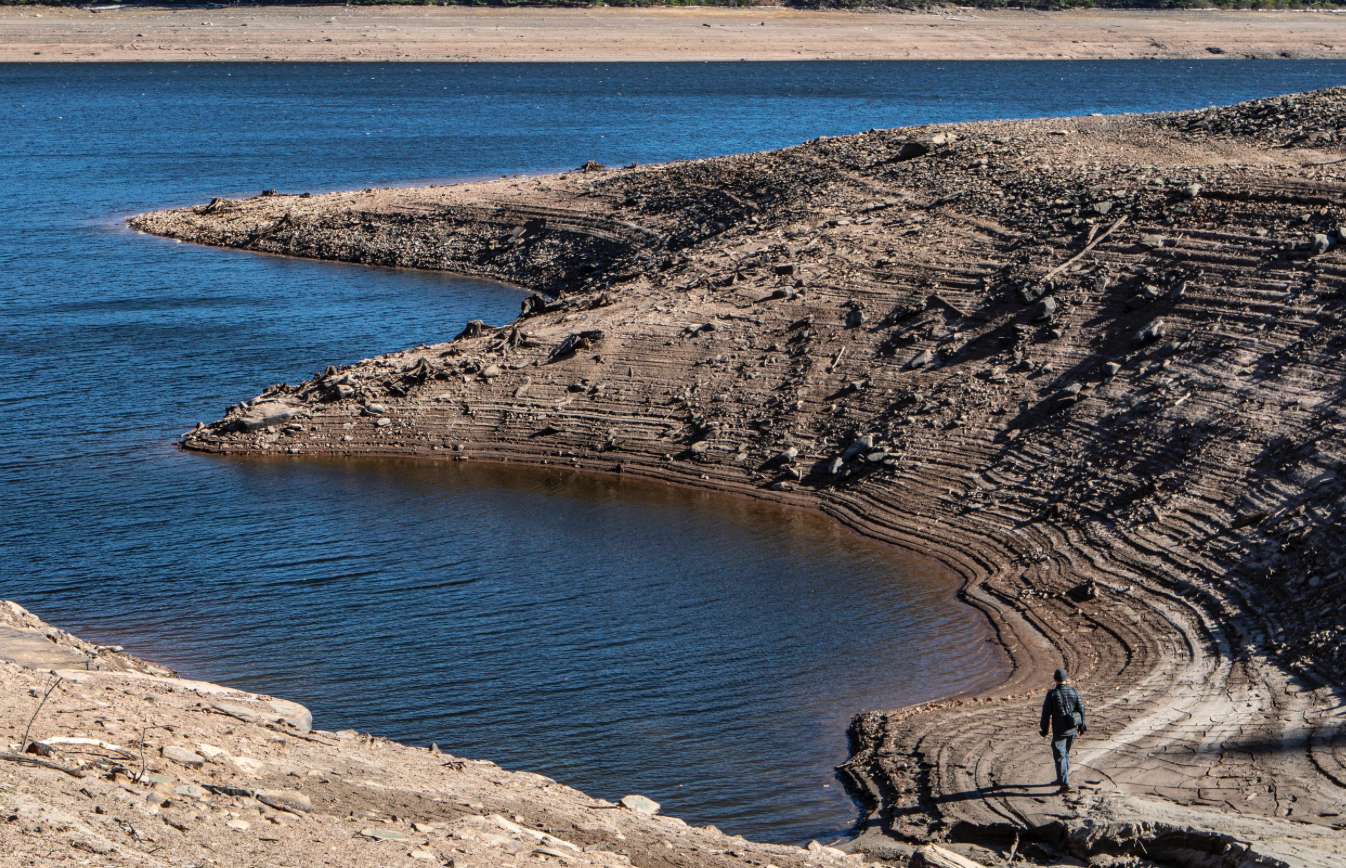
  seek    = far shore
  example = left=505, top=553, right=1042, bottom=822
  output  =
left=4, top=5, right=1346, bottom=62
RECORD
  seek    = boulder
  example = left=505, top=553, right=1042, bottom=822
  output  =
left=1310, top=233, right=1334, bottom=256
left=1031, top=297, right=1058, bottom=321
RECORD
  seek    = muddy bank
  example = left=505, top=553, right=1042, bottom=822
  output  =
left=130, top=90, right=1346, bottom=865
left=6, top=6, right=1346, bottom=62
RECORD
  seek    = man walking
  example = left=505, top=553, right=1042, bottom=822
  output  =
left=1040, top=667, right=1086, bottom=794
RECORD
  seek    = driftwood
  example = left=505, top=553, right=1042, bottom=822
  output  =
left=0, top=751, right=85, bottom=778
left=1040, top=214, right=1129, bottom=285
left=37, top=737, right=136, bottom=758
left=909, top=844, right=990, bottom=868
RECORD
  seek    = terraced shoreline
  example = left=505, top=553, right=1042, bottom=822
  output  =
left=130, top=90, right=1346, bottom=866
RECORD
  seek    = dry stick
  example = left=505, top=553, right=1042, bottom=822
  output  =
left=1041, top=215, right=1129, bottom=285
left=0, top=751, right=85, bottom=779
left=19, top=672, right=62, bottom=753
left=135, top=724, right=169, bottom=783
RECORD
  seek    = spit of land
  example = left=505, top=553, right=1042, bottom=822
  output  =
left=116, top=88, right=1346, bottom=865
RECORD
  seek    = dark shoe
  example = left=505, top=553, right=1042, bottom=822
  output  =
left=1057, top=784, right=1072, bottom=795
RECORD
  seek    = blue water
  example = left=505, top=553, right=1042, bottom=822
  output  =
left=2, top=61, right=1343, bottom=843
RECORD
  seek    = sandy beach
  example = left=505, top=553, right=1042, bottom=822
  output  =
left=4, top=5, right=1346, bottom=62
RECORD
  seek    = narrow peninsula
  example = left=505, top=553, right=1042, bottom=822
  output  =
left=123, top=89, right=1346, bottom=866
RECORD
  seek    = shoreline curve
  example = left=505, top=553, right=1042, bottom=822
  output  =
left=129, top=90, right=1346, bottom=865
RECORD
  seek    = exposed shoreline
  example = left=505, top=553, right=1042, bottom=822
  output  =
left=6, top=5, right=1346, bottom=62
left=127, top=89, right=1346, bottom=865
left=0, top=600, right=877, bottom=868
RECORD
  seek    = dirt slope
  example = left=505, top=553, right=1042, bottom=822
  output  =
left=130, top=89, right=1346, bottom=865
left=0, top=601, right=865, bottom=868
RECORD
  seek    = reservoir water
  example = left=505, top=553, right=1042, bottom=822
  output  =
left=2, top=60, right=1344, bottom=843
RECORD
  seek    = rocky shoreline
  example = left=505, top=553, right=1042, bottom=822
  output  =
left=126, top=90, right=1346, bottom=866
left=0, top=601, right=873, bottom=868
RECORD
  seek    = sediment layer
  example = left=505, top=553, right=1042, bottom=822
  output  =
left=131, top=89, right=1346, bottom=865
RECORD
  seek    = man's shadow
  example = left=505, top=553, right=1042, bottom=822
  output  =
left=932, top=782, right=1060, bottom=805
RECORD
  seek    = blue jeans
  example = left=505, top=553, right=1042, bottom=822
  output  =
left=1051, top=734, right=1075, bottom=787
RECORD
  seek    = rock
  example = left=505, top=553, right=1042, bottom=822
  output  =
left=223, top=755, right=268, bottom=777
left=410, top=850, right=438, bottom=862
left=235, top=402, right=298, bottom=432
left=376, top=417, right=392, bottom=428
left=773, top=263, right=796, bottom=276
left=160, top=742, right=201, bottom=769
left=806, top=840, right=849, bottom=858
left=1091, top=200, right=1114, bottom=216
left=174, top=783, right=209, bottom=800
left=910, top=844, right=990, bottom=868
left=1310, top=233, right=1334, bottom=256
left=162, top=746, right=205, bottom=768
left=1031, top=297, right=1058, bottom=321
left=843, top=434, right=876, bottom=460
left=1139, top=234, right=1167, bottom=250
left=363, top=403, right=388, bottom=416
left=1104, top=361, right=1123, bottom=377
left=845, top=308, right=866, bottom=328
left=1019, top=284, right=1048, bottom=304
left=908, top=349, right=934, bottom=370
left=827, top=456, right=844, bottom=476
left=256, top=789, right=312, bottom=814
left=1135, top=320, right=1167, bottom=343
left=892, top=140, right=929, bottom=161
left=619, top=794, right=660, bottom=815
left=226, top=819, right=251, bottom=832
left=1182, top=182, right=1203, bottom=198
left=359, top=827, right=409, bottom=841
left=212, top=700, right=312, bottom=733
left=689, top=441, right=710, bottom=455
left=481, top=365, right=502, bottom=379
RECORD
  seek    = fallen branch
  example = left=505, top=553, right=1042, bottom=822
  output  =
left=20, top=673, right=62, bottom=753
left=37, top=737, right=136, bottom=759
left=0, top=751, right=85, bottom=778
left=1041, top=215, right=1129, bottom=285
